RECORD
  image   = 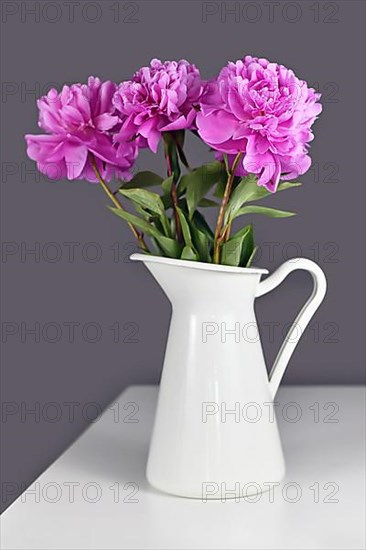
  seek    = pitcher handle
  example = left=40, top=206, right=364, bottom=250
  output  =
left=255, top=258, right=327, bottom=399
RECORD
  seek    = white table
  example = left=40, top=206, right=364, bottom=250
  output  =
left=1, top=385, right=365, bottom=550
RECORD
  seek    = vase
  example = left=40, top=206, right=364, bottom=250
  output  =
left=131, top=254, right=327, bottom=499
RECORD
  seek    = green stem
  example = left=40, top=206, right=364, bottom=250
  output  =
left=213, top=152, right=243, bottom=263
left=163, top=139, right=183, bottom=244
left=172, top=134, right=191, bottom=171
left=91, top=156, right=149, bottom=252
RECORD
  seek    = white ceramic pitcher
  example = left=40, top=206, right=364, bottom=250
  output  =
left=131, top=254, right=327, bottom=499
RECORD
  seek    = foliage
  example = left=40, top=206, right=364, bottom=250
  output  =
left=109, top=135, right=301, bottom=267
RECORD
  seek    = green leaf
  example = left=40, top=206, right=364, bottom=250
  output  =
left=176, top=208, right=193, bottom=248
left=198, top=198, right=219, bottom=207
left=240, top=224, right=255, bottom=267
left=246, top=245, right=258, bottom=267
left=221, top=224, right=255, bottom=267
left=188, top=219, right=211, bottom=263
left=119, top=188, right=170, bottom=236
left=122, top=171, right=163, bottom=189
left=179, top=161, right=226, bottom=218
left=130, top=205, right=168, bottom=239
left=214, top=177, right=227, bottom=199
left=170, top=215, right=176, bottom=236
left=222, top=154, right=230, bottom=175
left=162, top=132, right=181, bottom=182
left=181, top=245, right=198, bottom=261
left=191, top=210, right=214, bottom=242
left=110, top=207, right=177, bottom=257
left=132, top=203, right=151, bottom=221
left=233, top=177, right=302, bottom=205
left=162, top=194, right=172, bottom=210
left=173, top=129, right=185, bottom=149
left=149, top=238, right=164, bottom=256
left=224, top=174, right=258, bottom=223
left=150, top=217, right=167, bottom=237
left=177, top=174, right=188, bottom=194
left=172, top=130, right=190, bottom=170
left=235, top=205, right=296, bottom=219
left=225, top=177, right=302, bottom=223
left=176, top=204, right=213, bottom=262
left=119, top=188, right=163, bottom=216
left=246, top=181, right=302, bottom=203
left=161, top=175, right=174, bottom=196
left=154, top=235, right=182, bottom=258
left=109, top=207, right=161, bottom=238
left=221, top=237, right=244, bottom=267
left=238, top=224, right=255, bottom=267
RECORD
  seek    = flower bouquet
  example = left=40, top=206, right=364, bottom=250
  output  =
left=25, top=56, right=322, bottom=267
left=25, top=56, right=326, bottom=499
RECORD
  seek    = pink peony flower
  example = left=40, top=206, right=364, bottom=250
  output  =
left=113, top=58, right=203, bottom=153
left=197, top=56, right=322, bottom=192
left=25, top=77, right=137, bottom=182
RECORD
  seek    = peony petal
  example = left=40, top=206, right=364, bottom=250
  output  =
left=256, top=153, right=281, bottom=192
left=25, top=134, right=65, bottom=163
left=233, top=123, right=250, bottom=139
left=94, top=113, right=119, bottom=132
left=38, top=160, right=67, bottom=180
left=98, top=80, right=116, bottom=114
left=196, top=111, right=238, bottom=145
left=88, top=135, right=118, bottom=164
left=147, top=129, right=161, bottom=153
left=281, top=154, right=311, bottom=179
left=38, top=106, right=62, bottom=133
left=227, top=89, right=246, bottom=121
left=138, top=117, right=157, bottom=139
left=160, top=115, right=187, bottom=131
left=61, top=105, right=85, bottom=126
left=64, top=143, right=88, bottom=179
left=256, top=135, right=270, bottom=155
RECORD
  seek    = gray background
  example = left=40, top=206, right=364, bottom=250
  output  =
left=1, top=0, right=365, bottom=512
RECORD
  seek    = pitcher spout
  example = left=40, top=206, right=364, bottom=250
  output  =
left=130, top=253, right=268, bottom=306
